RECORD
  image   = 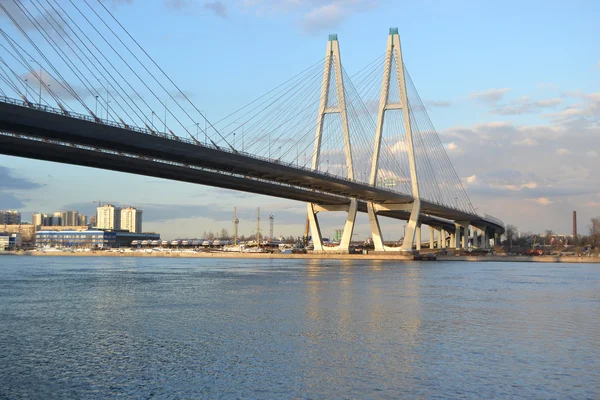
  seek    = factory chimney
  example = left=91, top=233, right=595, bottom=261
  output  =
left=573, top=211, right=577, bottom=238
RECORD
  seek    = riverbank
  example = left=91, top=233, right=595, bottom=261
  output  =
left=2, top=251, right=599, bottom=263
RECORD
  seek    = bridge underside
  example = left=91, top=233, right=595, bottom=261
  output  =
left=0, top=133, right=461, bottom=233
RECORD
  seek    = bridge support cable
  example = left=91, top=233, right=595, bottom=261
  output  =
left=0, top=0, right=237, bottom=147
left=351, top=32, right=480, bottom=217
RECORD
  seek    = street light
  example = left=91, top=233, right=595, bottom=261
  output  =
left=29, top=59, right=42, bottom=104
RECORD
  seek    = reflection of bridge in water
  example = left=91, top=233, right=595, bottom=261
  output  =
left=0, top=1, right=503, bottom=252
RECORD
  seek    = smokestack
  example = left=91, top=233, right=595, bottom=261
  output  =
left=573, top=211, right=577, bottom=237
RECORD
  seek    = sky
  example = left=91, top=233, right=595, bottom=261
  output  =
left=1, top=0, right=599, bottom=240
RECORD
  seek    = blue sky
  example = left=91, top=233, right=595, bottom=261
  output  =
left=1, top=0, right=599, bottom=239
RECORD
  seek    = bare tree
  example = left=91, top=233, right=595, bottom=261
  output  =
left=590, top=217, right=600, bottom=248
left=505, top=224, right=517, bottom=250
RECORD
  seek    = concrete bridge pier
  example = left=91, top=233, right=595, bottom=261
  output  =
left=429, top=226, right=435, bottom=249
left=454, top=221, right=470, bottom=249
left=308, top=199, right=358, bottom=253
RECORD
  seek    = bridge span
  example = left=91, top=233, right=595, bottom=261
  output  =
left=0, top=96, right=503, bottom=251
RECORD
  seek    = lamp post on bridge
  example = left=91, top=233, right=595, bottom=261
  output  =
left=29, top=59, right=42, bottom=104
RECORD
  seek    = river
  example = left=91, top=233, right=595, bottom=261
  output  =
left=0, top=256, right=598, bottom=398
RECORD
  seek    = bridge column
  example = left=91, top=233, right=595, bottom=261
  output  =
left=307, top=203, right=324, bottom=251
left=368, top=29, right=421, bottom=253
left=429, top=226, right=435, bottom=249
left=415, top=223, right=422, bottom=251
left=367, top=201, right=385, bottom=251
left=368, top=202, right=418, bottom=252
left=454, top=221, right=469, bottom=249
left=481, top=228, right=489, bottom=249
left=308, top=200, right=357, bottom=253
left=450, top=231, right=456, bottom=249
left=438, top=229, right=445, bottom=249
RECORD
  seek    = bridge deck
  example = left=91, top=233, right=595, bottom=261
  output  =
left=0, top=98, right=504, bottom=234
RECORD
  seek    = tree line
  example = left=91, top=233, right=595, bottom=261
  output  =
left=502, top=217, right=599, bottom=254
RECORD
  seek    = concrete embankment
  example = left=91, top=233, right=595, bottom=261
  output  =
left=1, top=251, right=599, bottom=263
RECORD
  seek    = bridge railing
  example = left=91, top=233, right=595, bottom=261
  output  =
left=0, top=95, right=480, bottom=215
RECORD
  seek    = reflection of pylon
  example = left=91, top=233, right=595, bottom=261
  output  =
left=269, top=215, right=274, bottom=240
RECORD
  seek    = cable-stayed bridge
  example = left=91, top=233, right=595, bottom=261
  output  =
left=0, top=0, right=504, bottom=252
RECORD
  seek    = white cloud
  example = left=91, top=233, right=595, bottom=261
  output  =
left=491, top=96, right=562, bottom=115
left=587, top=150, right=598, bottom=157
left=513, top=137, right=539, bottom=147
left=530, top=197, right=553, bottom=206
left=462, top=175, right=477, bottom=185
left=240, top=0, right=375, bottom=34
left=426, top=100, right=452, bottom=108
left=446, top=142, right=458, bottom=151
left=468, top=88, right=511, bottom=104
left=556, top=148, right=571, bottom=155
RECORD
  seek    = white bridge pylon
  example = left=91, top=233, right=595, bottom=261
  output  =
left=368, top=28, right=421, bottom=252
left=307, top=34, right=357, bottom=252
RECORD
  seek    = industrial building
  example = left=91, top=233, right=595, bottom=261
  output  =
left=0, top=233, right=22, bottom=250
left=35, top=229, right=159, bottom=249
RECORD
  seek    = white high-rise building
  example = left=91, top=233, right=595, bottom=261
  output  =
left=120, top=207, right=142, bottom=233
left=32, top=213, right=43, bottom=227
left=1, top=210, right=21, bottom=225
left=96, top=205, right=121, bottom=230
left=64, top=210, right=79, bottom=226
left=51, top=212, right=63, bottom=227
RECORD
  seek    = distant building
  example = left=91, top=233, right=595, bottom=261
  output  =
left=0, top=225, right=36, bottom=243
left=0, top=233, right=22, bottom=250
left=63, top=210, right=80, bottom=226
left=1, top=210, right=21, bottom=225
left=120, top=207, right=143, bottom=233
left=38, top=226, right=89, bottom=232
left=36, top=230, right=116, bottom=249
left=96, top=204, right=121, bottom=230
left=32, top=213, right=44, bottom=227
left=35, top=229, right=159, bottom=249
left=51, top=212, right=63, bottom=227
left=78, top=214, right=88, bottom=226
left=90, top=216, right=97, bottom=227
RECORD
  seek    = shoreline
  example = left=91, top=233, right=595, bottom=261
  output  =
left=2, top=251, right=599, bottom=263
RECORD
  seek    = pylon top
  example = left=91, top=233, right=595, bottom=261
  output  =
left=389, top=27, right=398, bottom=35
left=328, top=34, right=338, bottom=41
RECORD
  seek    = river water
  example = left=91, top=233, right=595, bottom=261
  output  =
left=0, top=257, right=598, bottom=399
